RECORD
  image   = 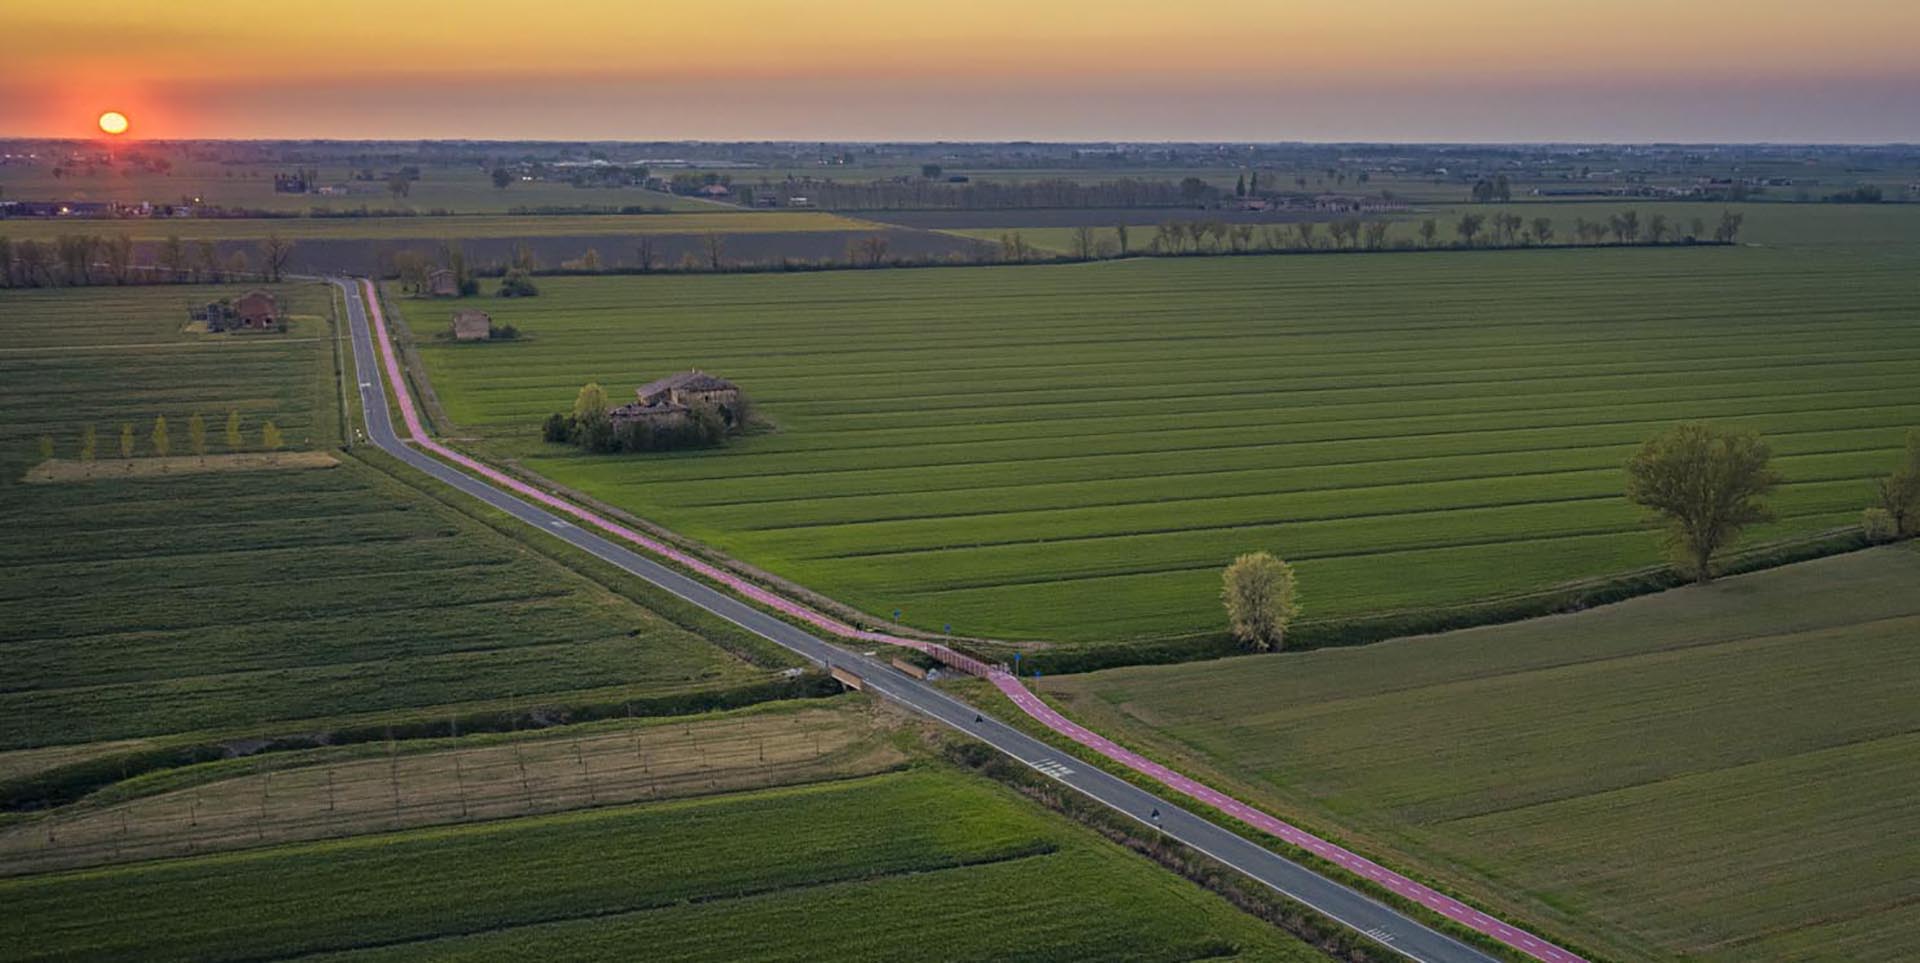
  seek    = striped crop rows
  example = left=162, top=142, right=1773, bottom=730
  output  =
left=413, top=241, right=1920, bottom=641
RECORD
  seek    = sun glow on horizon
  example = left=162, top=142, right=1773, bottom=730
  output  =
left=0, top=0, right=1914, bottom=140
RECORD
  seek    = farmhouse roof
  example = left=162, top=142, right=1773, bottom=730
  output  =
left=636, top=370, right=736, bottom=399
left=609, top=399, right=689, bottom=421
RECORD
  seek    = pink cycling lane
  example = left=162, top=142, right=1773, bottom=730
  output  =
left=359, top=278, right=1582, bottom=963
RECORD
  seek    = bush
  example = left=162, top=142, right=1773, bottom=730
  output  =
left=1863, top=508, right=1898, bottom=542
left=496, top=269, right=540, bottom=297
left=545, top=400, right=733, bottom=455
left=489, top=324, right=520, bottom=340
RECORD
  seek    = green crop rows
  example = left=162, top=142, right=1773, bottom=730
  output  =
left=0, top=769, right=1321, bottom=962
left=0, top=285, right=770, bottom=753
left=411, top=212, right=1920, bottom=641
left=1049, top=544, right=1920, bottom=961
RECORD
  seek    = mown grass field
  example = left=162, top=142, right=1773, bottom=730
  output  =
left=0, top=210, right=877, bottom=243
left=0, top=768, right=1323, bottom=962
left=0, top=284, right=777, bottom=758
left=411, top=210, right=1920, bottom=642
left=1044, top=545, right=1920, bottom=961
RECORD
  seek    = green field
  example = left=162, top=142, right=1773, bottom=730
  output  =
left=0, top=210, right=876, bottom=244
left=0, top=284, right=777, bottom=756
left=1044, top=545, right=1920, bottom=961
left=409, top=209, right=1920, bottom=642
left=0, top=768, right=1323, bottom=962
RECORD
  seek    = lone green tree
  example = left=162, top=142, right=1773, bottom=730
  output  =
left=261, top=421, right=284, bottom=451
left=79, top=424, right=96, bottom=462
left=1873, top=428, right=1920, bottom=537
left=1221, top=551, right=1300, bottom=651
left=225, top=409, right=243, bottom=451
left=1625, top=423, right=1779, bottom=582
left=571, top=382, right=609, bottom=422
left=37, top=434, right=53, bottom=461
left=118, top=423, right=134, bottom=459
left=570, top=382, right=613, bottom=449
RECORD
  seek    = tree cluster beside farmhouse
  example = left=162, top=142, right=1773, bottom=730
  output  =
left=545, top=372, right=753, bottom=453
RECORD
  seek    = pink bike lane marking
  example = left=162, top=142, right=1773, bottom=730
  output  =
left=360, top=279, right=1582, bottom=963
left=987, top=670, right=1582, bottom=963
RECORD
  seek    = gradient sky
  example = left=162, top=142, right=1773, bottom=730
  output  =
left=4, top=0, right=1918, bottom=141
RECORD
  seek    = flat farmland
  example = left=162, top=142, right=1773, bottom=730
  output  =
left=255, top=227, right=984, bottom=276
left=0, top=210, right=876, bottom=243
left=1043, top=545, right=1920, bottom=961
left=0, top=163, right=719, bottom=214
left=412, top=233, right=1920, bottom=642
left=1, top=702, right=906, bottom=876
left=0, top=285, right=776, bottom=756
left=0, top=769, right=1324, bottom=962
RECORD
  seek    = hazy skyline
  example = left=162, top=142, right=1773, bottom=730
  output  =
left=6, top=0, right=1918, bottom=142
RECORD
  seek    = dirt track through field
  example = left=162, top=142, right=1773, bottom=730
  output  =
left=0, top=707, right=898, bottom=876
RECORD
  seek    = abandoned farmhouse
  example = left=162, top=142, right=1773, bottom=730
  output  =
left=190, top=289, right=281, bottom=332
left=451, top=309, right=492, bottom=341
left=609, top=371, right=742, bottom=429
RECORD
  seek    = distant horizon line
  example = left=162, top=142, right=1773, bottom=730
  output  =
left=5, top=136, right=1918, bottom=148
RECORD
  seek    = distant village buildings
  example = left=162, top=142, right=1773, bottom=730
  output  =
left=609, top=371, right=742, bottom=429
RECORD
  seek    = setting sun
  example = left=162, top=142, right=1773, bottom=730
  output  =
left=97, top=110, right=128, bottom=135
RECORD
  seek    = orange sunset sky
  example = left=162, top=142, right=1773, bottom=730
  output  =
left=4, top=0, right=1918, bottom=141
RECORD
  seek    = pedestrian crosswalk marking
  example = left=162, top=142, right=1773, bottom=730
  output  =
left=1031, top=758, right=1074, bottom=779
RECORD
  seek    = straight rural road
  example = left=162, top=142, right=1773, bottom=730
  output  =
left=333, top=277, right=1576, bottom=963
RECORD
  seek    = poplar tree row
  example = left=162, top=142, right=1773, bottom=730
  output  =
left=36, top=409, right=284, bottom=461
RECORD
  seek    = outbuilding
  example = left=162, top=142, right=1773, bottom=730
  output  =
left=451, top=309, right=492, bottom=341
left=232, top=290, right=280, bottom=330
left=427, top=268, right=459, bottom=297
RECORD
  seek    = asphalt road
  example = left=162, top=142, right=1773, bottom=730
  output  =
left=331, top=277, right=1512, bottom=963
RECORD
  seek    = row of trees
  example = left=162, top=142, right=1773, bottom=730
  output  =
left=36, top=409, right=285, bottom=463
left=541, top=383, right=734, bottom=455
left=1053, top=209, right=1745, bottom=262
left=740, top=177, right=1216, bottom=211
left=368, top=208, right=1749, bottom=287
left=1219, top=423, right=1919, bottom=653
left=0, top=233, right=296, bottom=287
